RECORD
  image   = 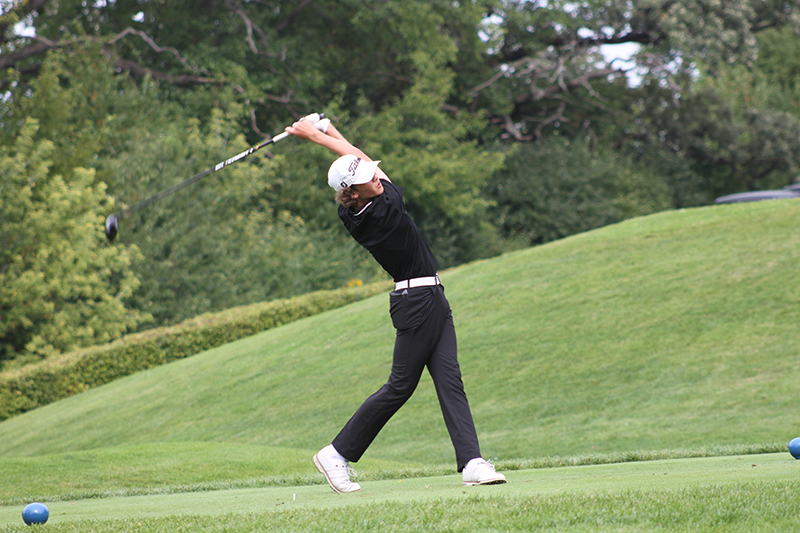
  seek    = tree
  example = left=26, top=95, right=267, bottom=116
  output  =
left=3, top=0, right=798, bottom=144
left=609, top=26, right=800, bottom=205
left=751, top=25, right=800, bottom=118
left=0, top=119, right=150, bottom=367
left=488, top=136, right=671, bottom=246
left=459, top=0, right=800, bottom=142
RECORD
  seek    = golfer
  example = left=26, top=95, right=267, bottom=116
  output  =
left=286, top=118, right=505, bottom=493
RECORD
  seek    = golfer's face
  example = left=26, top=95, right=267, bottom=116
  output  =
left=352, top=173, right=383, bottom=200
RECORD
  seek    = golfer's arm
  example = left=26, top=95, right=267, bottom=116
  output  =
left=318, top=124, right=391, bottom=182
left=311, top=128, right=371, bottom=160
left=323, top=123, right=349, bottom=143
left=288, top=121, right=390, bottom=181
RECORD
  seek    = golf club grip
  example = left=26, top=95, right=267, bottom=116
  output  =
left=270, top=131, right=290, bottom=144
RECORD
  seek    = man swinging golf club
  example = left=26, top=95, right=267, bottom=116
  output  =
left=286, top=118, right=506, bottom=493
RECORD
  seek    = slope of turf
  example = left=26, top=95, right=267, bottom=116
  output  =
left=1, top=200, right=798, bottom=470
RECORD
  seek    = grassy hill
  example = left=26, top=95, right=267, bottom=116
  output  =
left=1, top=200, right=798, bottom=477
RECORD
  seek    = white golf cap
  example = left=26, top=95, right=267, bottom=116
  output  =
left=327, top=154, right=381, bottom=191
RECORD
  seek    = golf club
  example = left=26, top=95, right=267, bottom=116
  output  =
left=104, top=112, right=329, bottom=242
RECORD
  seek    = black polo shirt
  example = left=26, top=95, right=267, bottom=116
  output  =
left=338, top=180, right=437, bottom=282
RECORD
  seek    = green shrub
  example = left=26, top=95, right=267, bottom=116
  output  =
left=0, top=281, right=391, bottom=421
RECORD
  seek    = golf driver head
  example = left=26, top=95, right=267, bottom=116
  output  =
left=105, top=213, right=118, bottom=242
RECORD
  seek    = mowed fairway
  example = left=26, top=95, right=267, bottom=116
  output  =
left=2, top=200, right=800, bottom=531
left=2, top=454, right=800, bottom=531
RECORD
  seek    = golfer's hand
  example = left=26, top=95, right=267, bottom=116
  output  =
left=286, top=119, right=322, bottom=140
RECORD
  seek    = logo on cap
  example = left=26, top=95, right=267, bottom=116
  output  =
left=348, top=157, right=361, bottom=176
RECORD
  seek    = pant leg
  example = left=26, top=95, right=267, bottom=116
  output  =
left=332, top=287, right=444, bottom=462
left=426, top=292, right=482, bottom=472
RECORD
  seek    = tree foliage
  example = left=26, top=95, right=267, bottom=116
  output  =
left=460, top=0, right=800, bottom=141
left=490, top=137, right=671, bottom=245
left=0, top=119, right=149, bottom=367
left=609, top=25, right=800, bottom=206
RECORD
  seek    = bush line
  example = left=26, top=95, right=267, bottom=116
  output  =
left=0, top=281, right=392, bottom=421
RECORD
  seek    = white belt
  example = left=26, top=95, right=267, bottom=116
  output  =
left=395, top=275, right=440, bottom=291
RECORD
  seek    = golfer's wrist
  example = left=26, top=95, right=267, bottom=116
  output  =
left=297, top=127, right=327, bottom=144
left=325, top=124, right=347, bottom=142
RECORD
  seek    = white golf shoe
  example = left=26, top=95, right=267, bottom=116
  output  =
left=462, top=458, right=507, bottom=486
left=313, top=444, right=362, bottom=493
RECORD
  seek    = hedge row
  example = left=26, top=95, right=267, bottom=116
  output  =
left=0, top=281, right=392, bottom=421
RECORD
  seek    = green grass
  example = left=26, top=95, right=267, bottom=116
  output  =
left=0, top=442, right=783, bottom=506
left=2, top=454, right=800, bottom=531
left=1, top=200, right=800, bottom=531
left=0, top=442, right=414, bottom=505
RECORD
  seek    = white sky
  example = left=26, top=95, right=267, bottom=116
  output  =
left=601, top=42, right=644, bottom=86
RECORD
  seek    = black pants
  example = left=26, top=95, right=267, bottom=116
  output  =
left=332, top=284, right=481, bottom=472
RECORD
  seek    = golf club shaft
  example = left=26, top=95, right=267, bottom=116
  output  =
left=111, top=114, right=322, bottom=221
left=113, top=135, right=277, bottom=220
